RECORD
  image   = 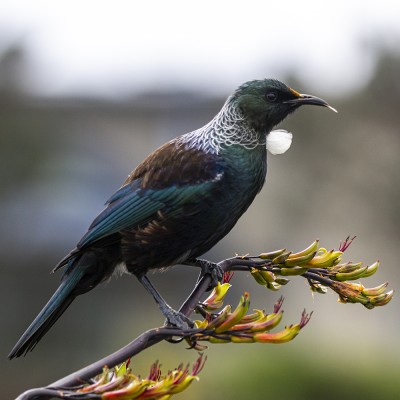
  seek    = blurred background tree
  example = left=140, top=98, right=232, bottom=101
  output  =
left=1, top=2, right=399, bottom=399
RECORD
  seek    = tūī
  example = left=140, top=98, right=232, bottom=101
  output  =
left=9, top=79, right=336, bottom=358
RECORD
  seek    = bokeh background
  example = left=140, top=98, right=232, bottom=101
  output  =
left=1, top=1, right=400, bottom=399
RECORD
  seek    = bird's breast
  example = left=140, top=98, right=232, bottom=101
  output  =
left=221, top=145, right=267, bottom=197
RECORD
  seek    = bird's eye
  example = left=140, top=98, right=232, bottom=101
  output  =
left=265, top=91, right=278, bottom=102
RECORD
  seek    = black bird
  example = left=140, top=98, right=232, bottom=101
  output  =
left=9, top=79, right=335, bottom=358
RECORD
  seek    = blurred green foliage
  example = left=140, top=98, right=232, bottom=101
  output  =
left=199, top=345, right=400, bottom=400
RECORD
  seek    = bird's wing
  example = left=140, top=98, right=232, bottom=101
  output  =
left=76, top=140, right=224, bottom=249
left=77, top=177, right=221, bottom=249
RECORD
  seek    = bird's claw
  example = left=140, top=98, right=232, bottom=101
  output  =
left=196, top=259, right=224, bottom=290
left=162, top=305, right=194, bottom=330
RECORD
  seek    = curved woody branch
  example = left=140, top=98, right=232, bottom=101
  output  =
left=16, top=238, right=393, bottom=400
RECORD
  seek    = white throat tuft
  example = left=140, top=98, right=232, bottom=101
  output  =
left=266, top=129, right=293, bottom=155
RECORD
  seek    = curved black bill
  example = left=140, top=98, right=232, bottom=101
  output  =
left=284, top=94, right=337, bottom=113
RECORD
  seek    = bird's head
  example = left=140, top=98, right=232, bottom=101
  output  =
left=232, top=79, right=336, bottom=132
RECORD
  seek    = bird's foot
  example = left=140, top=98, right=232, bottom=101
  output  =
left=161, top=304, right=194, bottom=330
left=137, top=274, right=194, bottom=330
left=194, top=259, right=224, bottom=290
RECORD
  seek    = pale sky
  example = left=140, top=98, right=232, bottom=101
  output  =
left=1, top=0, right=399, bottom=97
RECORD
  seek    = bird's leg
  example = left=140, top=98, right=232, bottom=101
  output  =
left=184, top=258, right=224, bottom=289
left=137, top=274, right=194, bottom=329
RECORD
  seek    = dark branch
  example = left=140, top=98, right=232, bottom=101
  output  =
left=17, top=256, right=269, bottom=399
left=15, top=247, right=392, bottom=399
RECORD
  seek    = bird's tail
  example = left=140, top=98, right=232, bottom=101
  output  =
left=9, top=255, right=88, bottom=359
